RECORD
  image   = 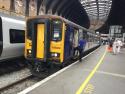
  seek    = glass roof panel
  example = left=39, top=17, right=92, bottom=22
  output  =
left=80, top=0, right=112, bottom=30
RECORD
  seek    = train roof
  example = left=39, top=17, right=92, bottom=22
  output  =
left=27, top=15, right=95, bottom=34
left=0, top=15, right=25, bottom=25
left=0, top=12, right=24, bottom=21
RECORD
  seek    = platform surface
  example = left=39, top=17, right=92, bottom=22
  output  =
left=22, top=46, right=125, bottom=94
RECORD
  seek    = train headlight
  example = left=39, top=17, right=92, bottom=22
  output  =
left=51, top=53, right=60, bottom=57
left=28, top=50, right=31, bottom=54
left=27, top=49, right=32, bottom=54
left=55, top=53, right=57, bottom=57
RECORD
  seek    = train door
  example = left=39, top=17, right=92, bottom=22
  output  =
left=35, top=20, right=50, bottom=61
left=64, top=25, right=74, bottom=60
left=27, top=19, right=50, bottom=61
left=0, top=17, right=3, bottom=56
left=36, top=24, right=45, bottom=59
left=69, top=27, right=74, bottom=56
left=79, top=29, right=86, bottom=52
left=73, top=28, right=79, bottom=57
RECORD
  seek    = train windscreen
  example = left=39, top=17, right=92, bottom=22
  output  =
left=51, top=20, right=62, bottom=41
left=27, top=20, right=32, bottom=40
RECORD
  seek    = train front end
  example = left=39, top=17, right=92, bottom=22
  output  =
left=25, top=16, right=65, bottom=74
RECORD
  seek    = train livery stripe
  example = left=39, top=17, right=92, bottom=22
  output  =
left=36, top=24, right=45, bottom=59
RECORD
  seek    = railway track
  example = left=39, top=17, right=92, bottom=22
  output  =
left=0, top=74, right=32, bottom=91
left=0, top=69, right=60, bottom=94
left=0, top=68, right=32, bottom=91
left=0, top=59, right=26, bottom=76
left=0, top=68, right=58, bottom=94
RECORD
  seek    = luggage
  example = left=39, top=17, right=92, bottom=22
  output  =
left=107, top=46, right=112, bottom=52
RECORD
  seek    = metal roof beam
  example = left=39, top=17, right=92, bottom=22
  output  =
left=96, top=0, right=99, bottom=19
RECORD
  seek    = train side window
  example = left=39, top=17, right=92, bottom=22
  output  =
left=70, top=31, right=73, bottom=42
left=0, top=17, right=3, bottom=56
left=10, top=29, right=25, bottom=43
left=73, top=29, right=79, bottom=47
left=79, top=29, right=83, bottom=40
left=90, top=35, right=92, bottom=42
left=83, top=31, right=87, bottom=40
left=86, top=33, right=88, bottom=42
left=0, top=18, right=2, bottom=43
left=51, top=20, right=62, bottom=41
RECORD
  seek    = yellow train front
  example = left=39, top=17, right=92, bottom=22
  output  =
left=25, top=15, right=67, bottom=74
left=25, top=15, right=100, bottom=76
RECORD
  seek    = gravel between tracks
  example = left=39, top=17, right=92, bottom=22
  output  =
left=0, top=68, right=31, bottom=90
left=0, top=77, right=39, bottom=94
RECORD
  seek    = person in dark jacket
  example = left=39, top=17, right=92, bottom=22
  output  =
left=109, top=39, right=114, bottom=48
left=78, top=39, right=86, bottom=62
left=108, top=38, right=114, bottom=52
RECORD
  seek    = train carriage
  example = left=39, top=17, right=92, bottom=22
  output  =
left=0, top=16, right=25, bottom=62
left=25, top=15, right=100, bottom=75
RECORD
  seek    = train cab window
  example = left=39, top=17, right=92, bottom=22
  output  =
left=51, top=20, right=62, bottom=41
left=27, top=20, right=32, bottom=40
left=10, top=29, right=25, bottom=43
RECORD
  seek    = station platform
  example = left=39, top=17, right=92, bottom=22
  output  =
left=19, top=46, right=125, bottom=94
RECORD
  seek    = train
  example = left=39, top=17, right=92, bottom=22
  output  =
left=25, top=15, right=100, bottom=76
left=0, top=16, right=25, bottom=62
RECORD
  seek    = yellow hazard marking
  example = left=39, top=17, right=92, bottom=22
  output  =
left=83, top=84, right=94, bottom=94
left=76, top=47, right=107, bottom=94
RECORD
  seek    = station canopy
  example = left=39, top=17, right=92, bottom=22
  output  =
left=80, top=0, right=112, bottom=30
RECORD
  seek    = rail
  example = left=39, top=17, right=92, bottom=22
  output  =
left=0, top=68, right=32, bottom=91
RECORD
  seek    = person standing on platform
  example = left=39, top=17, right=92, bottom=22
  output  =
left=78, top=39, right=85, bottom=62
left=113, top=39, right=118, bottom=54
left=117, top=39, right=123, bottom=53
left=108, top=39, right=114, bottom=52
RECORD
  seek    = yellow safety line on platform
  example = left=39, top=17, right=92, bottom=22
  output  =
left=76, top=47, right=107, bottom=94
